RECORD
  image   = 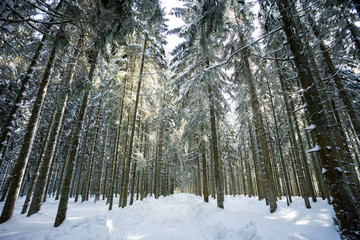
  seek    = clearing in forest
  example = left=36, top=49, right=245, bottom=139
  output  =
left=0, top=194, right=339, bottom=240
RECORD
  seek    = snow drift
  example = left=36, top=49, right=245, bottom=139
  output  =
left=0, top=194, right=340, bottom=240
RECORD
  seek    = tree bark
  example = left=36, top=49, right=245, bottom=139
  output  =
left=21, top=106, right=55, bottom=214
left=0, top=0, right=64, bottom=164
left=54, top=52, right=98, bottom=226
left=0, top=40, right=59, bottom=223
left=155, top=120, right=164, bottom=198
left=74, top=106, right=94, bottom=202
left=208, top=86, right=224, bottom=209
left=108, top=127, right=119, bottom=210
left=241, top=43, right=277, bottom=212
left=265, top=76, right=291, bottom=205
left=276, top=0, right=360, bottom=237
left=27, top=36, right=83, bottom=217
left=276, top=59, right=311, bottom=208
left=201, top=125, right=209, bottom=202
left=94, top=115, right=109, bottom=202
left=55, top=123, right=76, bottom=201
left=81, top=98, right=102, bottom=202
left=121, top=36, right=148, bottom=207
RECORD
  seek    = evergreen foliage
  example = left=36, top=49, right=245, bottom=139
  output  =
left=0, top=0, right=359, bottom=238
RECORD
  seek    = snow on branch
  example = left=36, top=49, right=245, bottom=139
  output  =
left=307, top=144, right=321, bottom=153
left=304, top=124, right=315, bottom=131
left=203, top=26, right=283, bottom=72
left=293, top=103, right=307, bottom=113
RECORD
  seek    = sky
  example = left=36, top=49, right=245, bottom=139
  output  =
left=160, top=0, right=262, bottom=53
left=160, top=0, right=185, bottom=53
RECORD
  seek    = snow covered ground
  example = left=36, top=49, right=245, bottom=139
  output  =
left=0, top=194, right=340, bottom=240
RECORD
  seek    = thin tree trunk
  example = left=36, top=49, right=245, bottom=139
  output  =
left=103, top=161, right=109, bottom=200
left=94, top=115, right=109, bottom=202
left=240, top=42, right=277, bottom=212
left=290, top=100, right=317, bottom=203
left=121, top=36, right=148, bottom=207
left=27, top=36, right=83, bottom=217
left=44, top=109, right=67, bottom=202
left=53, top=52, right=98, bottom=228
left=0, top=39, right=59, bottom=223
left=209, top=140, right=215, bottom=199
left=307, top=13, right=360, bottom=138
left=82, top=99, right=102, bottom=202
left=0, top=0, right=64, bottom=163
left=55, top=123, right=76, bottom=201
left=155, top=121, right=164, bottom=199
left=208, top=86, right=224, bottom=209
left=74, top=106, right=94, bottom=202
left=263, top=114, right=281, bottom=198
left=276, top=0, right=360, bottom=237
left=196, top=152, right=202, bottom=196
left=247, top=117, right=264, bottom=200
left=265, top=76, right=291, bottom=205
left=276, top=59, right=311, bottom=209
left=21, top=106, right=55, bottom=214
left=108, top=127, right=119, bottom=210
left=143, top=123, right=149, bottom=198
left=201, top=125, right=209, bottom=202
left=130, top=101, right=144, bottom=205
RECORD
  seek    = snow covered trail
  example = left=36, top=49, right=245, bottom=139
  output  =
left=0, top=194, right=340, bottom=240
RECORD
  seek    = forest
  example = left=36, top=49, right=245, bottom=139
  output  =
left=0, top=0, right=359, bottom=239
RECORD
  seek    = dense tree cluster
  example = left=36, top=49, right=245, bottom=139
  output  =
left=0, top=0, right=359, bottom=239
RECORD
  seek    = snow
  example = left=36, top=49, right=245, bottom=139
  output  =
left=0, top=194, right=340, bottom=240
left=335, top=167, right=342, bottom=173
left=307, top=144, right=321, bottom=153
left=2, top=24, right=12, bottom=32
left=293, top=103, right=307, bottom=113
left=304, top=124, right=315, bottom=131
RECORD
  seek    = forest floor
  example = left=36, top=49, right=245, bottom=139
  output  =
left=0, top=193, right=340, bottom=240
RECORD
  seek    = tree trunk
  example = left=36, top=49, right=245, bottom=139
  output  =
left=108, top=127, right=119, bottom=210
left=276, top=59, right=311, bottom=209
left=74, top=106, right=94, bottom=202
left=208, top=86, right=224, bottom=209
left=0, top=39, right=59, bottom=223
left=309, top=15, right=360, bottom=139
left=201, top=125, right=209, bottom=202
left=0, top=0, right=64, bottom=163
left=276, top=0, right=360, bottom=237
left=143, top=123, right=149, bottom=198
left=196, top=149, right=202, bottom=196
left=27, top=36, right=83, bottom=217
left=53, top=52, right=98, bottom=226
left=290, top=99, right=317, bottom=203
left=155, top=121, right=164, bottom=199
left=44, top=109, right=67, bottom=202
left=265, top=77, right=291, bottom=205
left=81, top=98, right=102, bottom=202
left=130, top=102, right=144, bottom=205
left=55, top=122, right=76, bottom=201
left=209, top=140, right=216, bottom=199
left=239, top=36, right=277, bottom=212
left=20, top=105, right=56, bottom=214
left=247, top=120, right=263, bottom=199
left=121, top=36, right=148, bottom=207
left=94, top=115, right=109, bottom=202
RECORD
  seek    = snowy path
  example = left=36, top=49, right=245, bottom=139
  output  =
left=0, top=194, right=340, bottom=240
